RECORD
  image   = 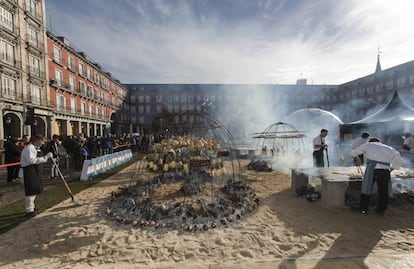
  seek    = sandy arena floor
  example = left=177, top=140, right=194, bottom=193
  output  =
left=0, top=160, right=414, bottom=269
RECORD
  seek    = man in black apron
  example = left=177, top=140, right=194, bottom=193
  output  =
left=351, top=137, right=402, bottom=215
left=312, top=129, right=328, bottom=167
left=20, top=134, right=53, bottom=217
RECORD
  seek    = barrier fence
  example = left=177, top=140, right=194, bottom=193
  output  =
left=80, top=149, right=133, bottom=181
left=0, top=162, right=21, bottom=169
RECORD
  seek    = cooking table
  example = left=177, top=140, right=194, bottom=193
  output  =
left=291, top=167, right=364, bottom=208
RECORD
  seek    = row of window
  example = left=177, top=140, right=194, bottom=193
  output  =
left=130, top=104, right=211, bottom=114
left=131, top=114, right=206, bottom=125
left=131, top=116, right=145, bottom=124
left=130, top=94, right=233, bottom=103
left=1, top=2, right=42, bottom=35
left=1, top=74, right=43, bottom=103
left=1, top=38, right=15, bottom=65
left=1, top=73, right=110, bottom=119
left=25, top=0, right=40, bottom=18
left=53, top=67, right=124, bottom=107
left=53, top=45, right=126, bottom=99
left=1, top=37, right=44, bottom=77
left=55, top=94, right=108, bottom=119
left=325, top=80, right=413, bottom=103
left=289, top=76, right=414, bottom=105
left=0, top=6, right=13, bottom=32
left=1, top=74, right=16, bottom=97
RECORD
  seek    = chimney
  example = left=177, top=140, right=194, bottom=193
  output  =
left=56, top=36, right=70, bottom=46
left=78, top=51, right=87, bottom=59
left=296, top=78, right=307, bottom=85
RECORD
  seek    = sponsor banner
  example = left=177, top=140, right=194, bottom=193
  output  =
left=80, top=149, right=133, bottom=181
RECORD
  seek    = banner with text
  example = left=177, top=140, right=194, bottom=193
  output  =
left=80, top=149, right=133, bottom=181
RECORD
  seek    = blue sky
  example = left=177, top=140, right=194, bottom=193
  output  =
left=45, top=0, right=414, bottom=84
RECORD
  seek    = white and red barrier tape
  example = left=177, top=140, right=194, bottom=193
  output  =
left=0, top=162, right=21, bottom=169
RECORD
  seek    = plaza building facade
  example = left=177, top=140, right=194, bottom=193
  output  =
left=0, top=0, right=129, bottom=149
left=47, top=31, right=129, bottom=138
left=305, top=57, right=414, bottom=126
left=124, top=83, right=335, bottom=140
left=0, top=0, right=48, bottom=143
left=125, top=56, right=414, bottom=142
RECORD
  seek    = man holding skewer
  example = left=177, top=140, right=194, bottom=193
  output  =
left=312, top=129, right=328, bottom=167
left=352, top=132, right=370, bottom=164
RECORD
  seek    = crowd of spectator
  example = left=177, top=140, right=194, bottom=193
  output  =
left=2, top=133, right=157, bottom=182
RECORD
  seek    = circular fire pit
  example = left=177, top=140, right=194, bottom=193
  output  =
left=104, top=172, right=258, bottom=231
left=105, top=112, right=258, bottom=231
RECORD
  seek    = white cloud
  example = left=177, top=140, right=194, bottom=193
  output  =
left=45, top=0, right=414, bottom=84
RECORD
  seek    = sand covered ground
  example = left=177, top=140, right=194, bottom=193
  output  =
left=0, top=160, right=414, bottom=269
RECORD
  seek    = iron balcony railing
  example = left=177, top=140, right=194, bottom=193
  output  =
left=49, top=102, right=109, bottom=120
left=68, top=65, right=78, bottom=73
left=0, top=23, right=20, bottom=36
left=53, top=56, right=64, bottom=66
left=0, top=90, right=23, bottom=102
left=23, top=93, right=48, bottom=106
left=0, top=54, right=21, bottom=68
left=50, top=80, right=74, bottom=93
left=27, top=66, right=46, bottom=79
left=26, top=34, right=44, bottom=50
left=24, top=3, right=39, bottom=20
left=50, top=79, right=115, bottom=107
left=1, top=91, right=48, bottom=107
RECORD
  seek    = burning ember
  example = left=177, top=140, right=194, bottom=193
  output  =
left=104, top=173, right=258, bottom=231
left=246, top=159, right=272, bottom=172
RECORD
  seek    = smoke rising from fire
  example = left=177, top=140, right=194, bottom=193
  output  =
left=211, top=85, right=347, bottom=171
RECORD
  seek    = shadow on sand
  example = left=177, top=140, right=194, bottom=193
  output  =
left=259, top=188, right=414, bottom=269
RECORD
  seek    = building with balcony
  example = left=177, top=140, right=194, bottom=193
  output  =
left=125, top=56, right=414, bottom=143
left=0, top=0, right=49, bottom=142
left=124, top=83, right=335, bottom=140
left=46, top=31, right=129, bottom=138
left=306, top=56, right=414, bottom=127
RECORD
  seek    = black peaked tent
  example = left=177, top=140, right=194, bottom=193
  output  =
left=340, top=91, right=414, bottom=147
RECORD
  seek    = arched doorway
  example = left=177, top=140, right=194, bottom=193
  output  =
left=3, top=113, right=21, bottom=139
left=31, top=116, right=46, bottom=137
left=110, top=112, right=119, bottom=135
left=89, top=123, right=95, bottom=137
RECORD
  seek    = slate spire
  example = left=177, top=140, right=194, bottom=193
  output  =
left=375, top=49, right=382, bottom=74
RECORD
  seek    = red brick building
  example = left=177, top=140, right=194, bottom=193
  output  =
left=47, top=31, right=129, bottom=138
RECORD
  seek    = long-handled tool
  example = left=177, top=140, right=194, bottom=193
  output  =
left=50, top=158, right=82, bottom=206
left=325, top=147, right=330, bottom=167
left=356, top=165, right=364, bottom=175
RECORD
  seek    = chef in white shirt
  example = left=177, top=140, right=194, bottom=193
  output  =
left=352, top=132, right=370, bottom=164
left=403, top=133, right=414, bottom=153
left=351, top=137, right=402, bottom=215
left=312, top=129, right=328, bottom=167
left=21, top=134, right=53, bottom=217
